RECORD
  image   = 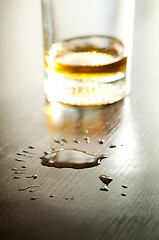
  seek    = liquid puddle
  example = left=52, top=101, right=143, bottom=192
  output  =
left=40, top=149, right=107, bottom=169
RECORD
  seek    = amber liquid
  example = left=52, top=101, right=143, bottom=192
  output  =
left=44, top=35, right=127, bottom=106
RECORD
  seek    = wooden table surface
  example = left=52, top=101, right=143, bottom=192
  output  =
left=1, top=0, right=159, bottom=239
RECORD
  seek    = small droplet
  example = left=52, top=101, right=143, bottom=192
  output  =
left=31, top=197, right=37, bottom=200
left=99, top=175, right=113, bottom=186
left=18, top=185, right=38, bottom=191
left=122, top=185, right=128, bottom=189
left=16, top=153, right=23, bottom=156
left=15, top=159, right=26, bottom=162
left=65, top=197, right=69, bottom=200
left=26, top=174, right=38, bottom=179
left=14, top=171, right=26, bottom=174
left=28, top=145, right=34, bottom=149
left=32, top=174, right=38, bottom=179
left=121, top=193, right=126, bottom=197
left=109, top=144, right=116, bottom=148
left=98, top=139, right=105, bottom=144
left=11, top=168, right=19, bottom=171
left=23, top=150, right=29, bottom=153
left=14, top=176, right=21, bottom=179
left=50, top=195, right=54, bottom=198
left=21, top=165, right=27, bottom=168
left=29, top=190, right=34, bottom=192
left=23, top=155, right=32, bottom=158
left=84, top=136, right=90, bottom=143
left=100, top=185, right=109, bottom=191
left=54, top=139, right=61, bottom=144
left=23, top=150, right=34, bottom=154
left=61, top=138, right=67, bottom=143
left=74, top=139, right=80, bottom=144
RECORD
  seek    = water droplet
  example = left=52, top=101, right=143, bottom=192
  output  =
left=14, top=176, right=21, bottom=179
left=100, top=185, right=109, bottom=191
left=122, top=185, right=128, bottom=189
left=74, top=139, right=80, bottom=144
left=61, top=138, right=67, bottom=143
left=26, top=174, right=38, bottom=180
left=65, top=197, right=69, bottom=200
left=11, top=168, right=19, bottom=171
left=84, top=137, right=90, bottom=143
left=28, top=145, right=34, bottom=149
left=40, top=149, right=107, bottom=169
left=121, top=193, right=126, bottom=197
left=50, top=195, right=54, bottom=198
left=54, top=139, right=61, bottom=144
left=23, top=150, right=34, bottom=154
left=98, top=139, right=105, bottom=144
left=109, top=144, right=116, bottom=148
left=15, top=159, right=26, bottom=162
left=31, top=197, right=37, bottom=200
left=16, top=153, right=23, bottom=156
left=32, top=174, right=38, bottom=179
left=29, top=190, right=34, bottom=192
left=18, top=185, right=38, bottom=191
left=99, top=175, right=113, bottom=186
left=21, top=165, right=27, bottom=168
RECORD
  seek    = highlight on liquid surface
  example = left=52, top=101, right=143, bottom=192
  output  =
left=40, top=148, right=107, bottom=169
left=44, top=35, right=127, bottom=106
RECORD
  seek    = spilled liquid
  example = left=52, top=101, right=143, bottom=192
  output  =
left=26, top=174, right=38, bottom=180
left=100, top=185, right=109, bottom=191
left=40, top=149, right=107, bottom=169
left=28, top=145, right=34, bottom=149
left=121, top=193, right=126, bottom=197
left=99, top=175, right=113, bottom=186
left=18, top=185, right=38, bottom=191
left=122, top=185, right=128, bottom=189
left=98, top=139, right=105, bottom=144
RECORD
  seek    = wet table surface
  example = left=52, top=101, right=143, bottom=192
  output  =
left=1, top=1, right=159, bottom=240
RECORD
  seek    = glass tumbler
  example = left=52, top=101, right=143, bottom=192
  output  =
left=41, top=0, right=135, bottom=107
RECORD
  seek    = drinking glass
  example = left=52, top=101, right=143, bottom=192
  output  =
left=41, top=0, right=135, bottom=106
